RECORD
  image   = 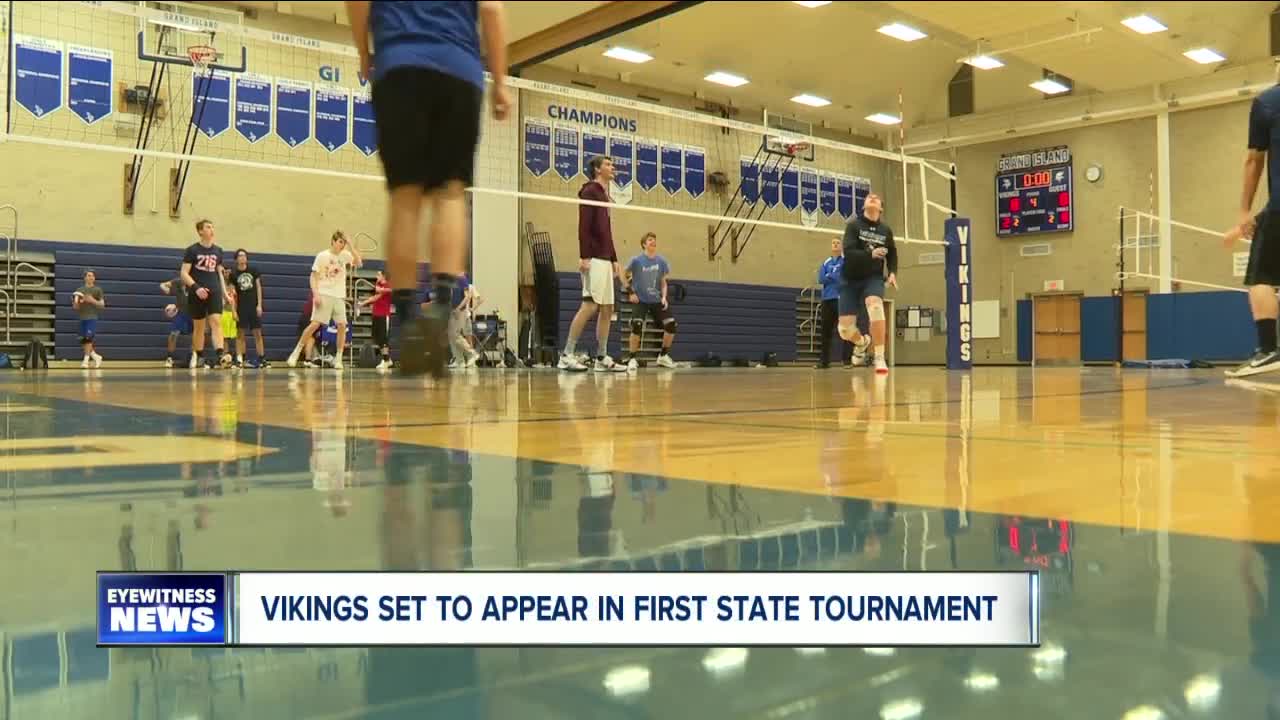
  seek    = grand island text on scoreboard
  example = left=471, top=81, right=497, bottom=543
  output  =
left=995, top=145, right=1073, bottom=237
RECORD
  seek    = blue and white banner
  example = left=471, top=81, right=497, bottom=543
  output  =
left=314, top=84, right=350, bottom=153
left=781, top=167, right=799, bottom=211
left=192, top=70, right=232, bottom=139
left=799, top=169, right=819, bottom=228
left=67, top=45, right=112, bottom=125
left=523, top=118, right=551, bottom=177
left=819, top=172, right=837, bottom=217
left=635, top=138, right=658, bottom=192
left=609, top=135, right=634, bottom=187
left=945, top=218, right=974, bottom=370
left=684, top=146, right=706, bottom=199
left=275, top=78, right=313, bottom=148
left=581, top=130, right=607, bottom=178
left=553, top=123, right=579, bottom=181
left=836, top=175, right=854, bottom=219
left=13, top=35, right=63, bottom=119
left=351, top=90, right=376, bottom=156
left=761, top=165, right=780, bottom=208
left=97, top=571, right=1039, bottom=647
left=661, top=143, right=683, bottom=195
left=740, top=157, right=759, bottom=205
left=234, top=73, right=272, bottom=143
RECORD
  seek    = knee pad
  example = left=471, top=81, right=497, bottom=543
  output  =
left=663, top=318, right=678, bottom=334
left=866, top=300, right=885, bottom=323
left=838, top=318, right=856, bottom=340
left=630, top=318, right=645, bottom=334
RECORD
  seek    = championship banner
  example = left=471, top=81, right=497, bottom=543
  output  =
left=98, top=571, right=1039, bottom=647
left=945, top=218, right=973, bottom=370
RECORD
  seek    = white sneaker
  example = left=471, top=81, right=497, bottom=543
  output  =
left=656, top=354, right=677, bottom=369
left=465, top=351, right=480, bottom=368
left=853, top=336, right=871, bottom=366
left=189, top=353, right=199, bottom=369
left=558, top=353, right=588, bottom=371
left=333, top=359, right=344, bottom=371
left=164, top=357, right=174, bottom=368
left=626, top=357, right=639, bottom=372
left=593, top=356, right=617, bottom=372
left=91, top=352, right=103, bottom=368
left=874, top=355, right=889, bottom=375
left=376, top=359, right=391, bottom=371
left=80, top=357, right=90, bottom=369
left=286, top=351, right=299, bottom=368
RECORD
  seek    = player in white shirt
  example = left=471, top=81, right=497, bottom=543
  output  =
left=287, top=231, right=363, bottom=369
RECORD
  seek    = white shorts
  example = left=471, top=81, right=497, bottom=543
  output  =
left=581, top=258, right=615, bottom=306
left=311, top=295, right=348, bottom=325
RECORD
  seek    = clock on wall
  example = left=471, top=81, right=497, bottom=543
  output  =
left=1085, top=165, right=1102, bottom=183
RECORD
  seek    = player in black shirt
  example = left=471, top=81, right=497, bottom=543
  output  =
left=180, top=219, right=233, bottom=369
left=839, top=193, right=897, bottom=375
left=230, top=249, right=268, bottom=368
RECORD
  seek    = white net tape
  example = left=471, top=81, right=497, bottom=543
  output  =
left=1118, top=209, right=1253, bottom=293
left=1, top=0, right=957, bottom=247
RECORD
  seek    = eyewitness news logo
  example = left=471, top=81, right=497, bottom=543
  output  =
left=97, top=573, right=229, bottom=646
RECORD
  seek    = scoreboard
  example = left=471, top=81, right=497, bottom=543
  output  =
left=996, top=145, right=1073, bottom=237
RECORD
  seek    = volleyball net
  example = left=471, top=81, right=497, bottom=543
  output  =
left=0, top=0, right=958, bottom=259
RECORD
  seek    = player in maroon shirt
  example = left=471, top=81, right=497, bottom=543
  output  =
left=360, top=270, right=394, bottom=370
left=560, top=155, right=624, bottom=372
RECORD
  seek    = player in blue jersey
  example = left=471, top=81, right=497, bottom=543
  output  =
left=817, top=237, right=855, bottom=368
left=344, top=0, right=510, bottom=378
left=622, top=232, right=677, bottom=370
left=1227, top=65, right=1280, bottom=378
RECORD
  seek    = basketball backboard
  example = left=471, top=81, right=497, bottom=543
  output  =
left=762, top=110, right=815, bottom=162
left=137, top=1, right=247, bottom=72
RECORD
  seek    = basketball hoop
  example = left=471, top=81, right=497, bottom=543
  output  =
left=785, top=141, right=811, bottom=158
left=188, top=45, right=217, bottom=72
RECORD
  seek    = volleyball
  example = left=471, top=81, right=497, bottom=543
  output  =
left=164, top=304, right=178, bottom=318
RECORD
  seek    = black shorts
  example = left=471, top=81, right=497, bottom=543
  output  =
left=372, top=67, right=482, bottom=191
left=1246, top=211, right=1280, bottom=287
left=633, top=302, right=672, bottom=329
left=237, top=306, right=261, bottom=330
left=372, top=316, right=391, bottom=348
left=187, top=287, right=223, bottom=320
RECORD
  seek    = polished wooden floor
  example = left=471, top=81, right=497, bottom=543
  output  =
left=8, top=365, right=1278, bottom=541
left=3, top=365, right=1279, bottom=719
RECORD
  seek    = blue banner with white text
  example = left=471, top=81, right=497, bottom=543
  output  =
left=68, top=45, right=112, bottom=125
left=275, top=79, right=312, bottom=148
left=13, top=35, right=63, bottom=119
left=636, top=139, right=658, bottom=191
left=609, top=135, right=634, bottom=187
left=523, top=118, right=551, bottom=177
left=234, top=74, right=272, bottom=143
left=945, top=218, right=973, bottom=370
left=192, top=71, right=232, bottom=138
left=554, top=124, right=579, bottom=181
left=314, top=85, right=350, bottom=153
left=661, top=143, right=683, bottom=195
left=581, top=131, right=607, bottom=178
left=741, top=158, right=759, bottom=205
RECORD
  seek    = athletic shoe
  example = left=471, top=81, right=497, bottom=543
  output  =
left=559, top=354, right=588, bottom=372
left=164, top=357, right=174, bottom=369
left=656, top=354, right=677, bottom=369
left=90, top=353, right=103, bottom=368
left=259, top=359, right=272, bottom=369
left=232, top=360, right=243, bottom=369
left=853, top=336, right=871, bottom=365
left=333, top=359, right=344, bottom=371
left=219, top=353, right=233, bottom=369
left=189, top=353, right=199, bottom=370
left=815, top=361, right=829, bottom=370
left=627, top=357, right=639, bottom=372
left=80, top=357, right=90, bottom=369
left=376, top=359, right=392, bottom=371
left=594, top=356, right=622, bottom=373
left=399, top=304, right=450, bottom=378
left=465, top=351, right=480, bottom=369
left=286, top=351, right=299, bottom=368
left=874, top=355, right=889, bottom=375
left=1225, top=349, right=1280, bottom=378
left=1227, top=377, right=1280, bottom=394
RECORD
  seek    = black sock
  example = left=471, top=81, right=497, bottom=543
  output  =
left=659, top=349, right=669, bottom=357
left=392, top=289, right=416, bottom=322
left=1259, top=318, right=1278, bottom=353
left=431, top=273, right=458, bottom=306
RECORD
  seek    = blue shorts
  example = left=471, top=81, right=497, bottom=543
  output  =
left=170, top=311, right=193, bottom=335
left=838, top=275, right=886, bottom=316
left=78, top=319, right=97, bottom=342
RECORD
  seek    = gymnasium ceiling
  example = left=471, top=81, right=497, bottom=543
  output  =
left=539, top=1, right=1277, bottom=133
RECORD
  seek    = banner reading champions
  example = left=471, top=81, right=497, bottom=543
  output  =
left=98, top=571, right=1039, bottom=647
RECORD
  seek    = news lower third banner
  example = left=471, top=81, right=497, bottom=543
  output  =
left=97, top=571, right=1040, bottom=647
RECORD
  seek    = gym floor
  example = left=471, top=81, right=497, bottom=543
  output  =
left=1, top=366, right=1277, bottom=718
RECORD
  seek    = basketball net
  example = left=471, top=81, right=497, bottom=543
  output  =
left=188, top=45, right=217, bottom=74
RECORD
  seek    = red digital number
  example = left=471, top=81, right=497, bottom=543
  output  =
left=1000, top=217, right=1012, bottom=230
left=1058, top=210, right=1070, bottom=225
left=1009, top=197, right=1021, bottom=212
left=1058, top=192, right=1070, bottom=207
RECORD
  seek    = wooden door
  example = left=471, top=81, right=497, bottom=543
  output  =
left=1033, top=294, right=1082, bottom=364
left=1121, top=290, right=1147, bottom=361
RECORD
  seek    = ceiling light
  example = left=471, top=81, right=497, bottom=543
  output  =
left=964, top=671, right=1000, bottom=692
left=1031, top=643, right=1067, bottom=665
left=603, top=665, right=651, bottom=697
left=1183, top=674, right=1221, bottom=709
left=704, top=71, right=749, bottom=87
left=1030, top=78, right=1071, bottom=95
left=603, top=47, right=652, bottom=64
left=1121, top=15, right=1167, bottom=34
left=877, top=23, right=927, bottom=42
left=865, top=113, right=901, bottom=125
left=1121, top=706, right=1164, bottom=720
left=879, top=698, right=924, bottom=720
left=963, top=54, right=1004, bottom=70
left=1184, top=47, right=1225, bottom=64
left=702, top=647, right=749, bottom=677
left=792, top=0, right=832, bottom=6
left=790, top=93, right=831, bottom=107
left=864, top=647, right=896, bottom=657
